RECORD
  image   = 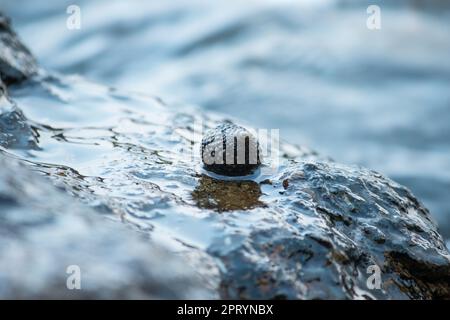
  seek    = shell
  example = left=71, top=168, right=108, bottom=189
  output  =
left=201, top=123, right=262, bottom=176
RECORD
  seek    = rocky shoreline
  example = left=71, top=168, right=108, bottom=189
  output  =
left=1, top=12, right=449, bottom=299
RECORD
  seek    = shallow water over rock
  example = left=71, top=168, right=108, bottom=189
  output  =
left=3, top=0, right=450, bottom=241
left=1, top=72, right=448, bottom=299
left=1, top=7, right=450, bottom=299
left=0, top=156, right=217, bottom=299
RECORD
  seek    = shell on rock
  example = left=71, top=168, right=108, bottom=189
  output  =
left=201, top=123, right=262, bottom=176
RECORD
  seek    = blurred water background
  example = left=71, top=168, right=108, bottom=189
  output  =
left=2, top=0, right=450, bottom=244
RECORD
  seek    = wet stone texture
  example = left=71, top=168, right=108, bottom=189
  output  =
left=0, top=11, right=449, bottom=299
left=0, top=91, right=38, bottom=149
left=0, top=12, right=37, bottom=84
left=213, top=161, right=450, bottom=299
left=0, top=156, right=217, bottom=299
left=0, top=12, right=38, bottom=149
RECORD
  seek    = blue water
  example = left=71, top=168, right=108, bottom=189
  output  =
left=3, top=0, right=450, bottom=241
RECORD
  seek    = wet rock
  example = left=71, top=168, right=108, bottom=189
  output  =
left=201, top=123, right=262, bottom=176
left=1, top=12, right=449, bottom=300
left=0, top=12, right=37, bottom=84
left=0, top=155, right=216, bottom=299
left=212, top=161, right=450, bottom=299
left=0, top=92, right=38, bottom=149
left=0, top=12, right=38, bottom=149
left=4, top=73, right=450, bottom=300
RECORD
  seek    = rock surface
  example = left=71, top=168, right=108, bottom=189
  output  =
left=0, top=12, right=38, bottom=149
left=0, top=91, right=38, bottom=149
left=0, top=155, right=216, bottom=299
left=0, top=11, right=449, bottom=299
left=0, top=12, right=37, bottom=84
left=213, top=161, right=450, bottom=299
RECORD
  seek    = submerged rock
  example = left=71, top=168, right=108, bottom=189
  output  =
left=0, top=92, right=38, bottom=149
left=0, top=155, right=216, bottom=299
left=192, top=175, right=266, bottom=212
left=0, top=12, right=449, bottom=300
